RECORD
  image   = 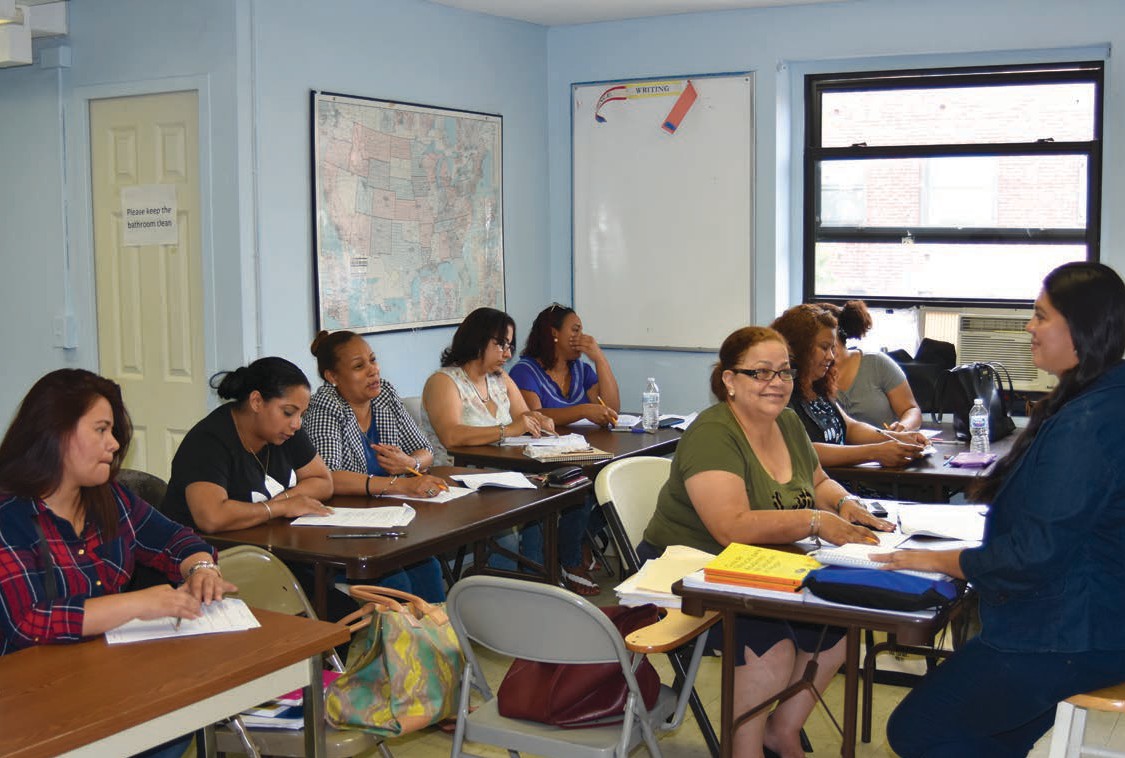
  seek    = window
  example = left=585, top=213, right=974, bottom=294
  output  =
left=804, top=61, right=1103, bottom=306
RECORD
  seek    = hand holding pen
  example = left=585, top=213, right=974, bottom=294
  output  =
left=596, top=396, right=618, bottom=428
left=398, top=466, right=450, bottom=498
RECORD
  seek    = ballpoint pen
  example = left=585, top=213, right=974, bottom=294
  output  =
left=327, top=531, right=407, bottom=539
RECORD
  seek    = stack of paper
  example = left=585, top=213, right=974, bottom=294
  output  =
left=239, top=670, right=343, bottom=730
left=291, top=504, right=416, bottom=528
left=523, top=445, right=610, bottom=463
left=499, top=432, right=588, bottom=448
left=703, top=543, right=822, bottom=592
left=614, top=545, right=716, bottom=608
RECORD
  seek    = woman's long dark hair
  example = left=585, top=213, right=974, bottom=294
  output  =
left=0, top=369, right=133, bottom=540
left=770, top=304, right=839, bottom=402
left=972, top=262, right=1125, bottom=502
left=521, top=303, right=574, bottom=367
left=440, top=307, right=516, bottom=368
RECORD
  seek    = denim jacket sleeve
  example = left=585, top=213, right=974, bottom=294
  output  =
left=960, top=396, right=1125, bottom=601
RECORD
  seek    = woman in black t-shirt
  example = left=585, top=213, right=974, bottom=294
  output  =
left=164, top=357, right=333, bottom=532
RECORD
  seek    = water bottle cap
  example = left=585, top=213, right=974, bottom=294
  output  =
left=647, top=377, right=655, bottom=382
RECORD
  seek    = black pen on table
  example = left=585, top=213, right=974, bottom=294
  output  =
left=327, top=531, right=406, bottom=539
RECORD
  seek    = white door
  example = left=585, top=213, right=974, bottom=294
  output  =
left=90, top=91, right=206, bottom=481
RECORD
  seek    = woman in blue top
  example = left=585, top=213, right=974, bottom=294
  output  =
left=878, top=261, right=1125, bottom=757
left=510, top=304, right=620, bottom=594
left=304, top=330, right=448, bottom=601
left=509, top=304, right=620, bottom=428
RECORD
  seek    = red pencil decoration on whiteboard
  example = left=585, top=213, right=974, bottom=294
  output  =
left=662, top=80, right=698, bottom=134
left=595, top=85, right=628, bottom=123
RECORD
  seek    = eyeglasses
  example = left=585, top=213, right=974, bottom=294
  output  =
left=492, top=338, right=514, bottom=353
left=730, top=367, right=798, bottom=382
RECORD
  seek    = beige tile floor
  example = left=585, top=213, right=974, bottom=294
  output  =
left=220, top=569, right=1125, bottom=758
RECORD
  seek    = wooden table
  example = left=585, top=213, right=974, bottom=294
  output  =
left=675, top=579, right=964, bottom=758
left=204, top=466, right=588, bottom=617
left=0, top=608, right=347, bottom=758
left=446, top=424, right=683, bottom=474
left=825, top=423, right=1019, bottom=502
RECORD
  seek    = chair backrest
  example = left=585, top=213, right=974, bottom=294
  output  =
left=447, top=575, right=630, bottom=666
left=218, top=545, right=317, bottom=619
left=594, top=456, right=672, bottom=549
left=402, top=395, right=425, bottom=428
left=117, top=468, right=169, bottom=511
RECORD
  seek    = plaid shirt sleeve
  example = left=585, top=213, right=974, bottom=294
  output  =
left=304, top=385, right=346, bottom=470
left=120, top=484, right=215, bottom=580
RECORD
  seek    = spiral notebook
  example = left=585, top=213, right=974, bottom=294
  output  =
left=522, top=445, right=611, bottom=463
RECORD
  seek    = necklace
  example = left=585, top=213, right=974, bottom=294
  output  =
left=470, top=375, right=490, bottom=405
left=232, top=410, right=270, bottom=476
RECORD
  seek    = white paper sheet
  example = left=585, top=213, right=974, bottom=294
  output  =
left=392, top=486, right=472, bottom=503
left=450, top=471, right=537, bottom=490
left=290, top=504, right=416, bottom=527
left=106, top=597, right=260, bottom=644
left=499, top=432, right=588, bottom=448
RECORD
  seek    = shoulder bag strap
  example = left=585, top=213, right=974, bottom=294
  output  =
left=33, top=516, right=59, bottom=603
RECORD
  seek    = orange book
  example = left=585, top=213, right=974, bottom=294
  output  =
left=703, top=544, right=822, bottom=592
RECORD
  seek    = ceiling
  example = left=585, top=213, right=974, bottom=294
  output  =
left=427, top=0, right=847, bottom=26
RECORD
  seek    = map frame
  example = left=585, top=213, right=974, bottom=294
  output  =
left=311, top=90, right=505, bottom=334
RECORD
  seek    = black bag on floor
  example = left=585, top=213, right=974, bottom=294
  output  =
left=935, top=361, right=1017, bottom=442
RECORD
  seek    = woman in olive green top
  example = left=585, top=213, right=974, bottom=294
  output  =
left=640, top=326, right=891, bottom=758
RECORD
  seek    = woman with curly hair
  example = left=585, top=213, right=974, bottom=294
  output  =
left=770, top=304, right=926, bottom=469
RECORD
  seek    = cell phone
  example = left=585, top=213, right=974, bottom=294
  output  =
left=866, top=500, right=889, bottom=518
left=545, top=466, right=589, bottom=489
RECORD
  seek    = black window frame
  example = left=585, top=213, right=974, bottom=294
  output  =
left=803, top=60, right=1104, bottom=309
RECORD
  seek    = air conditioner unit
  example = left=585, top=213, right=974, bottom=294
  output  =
left=956, top=313, right=1056, bottom=393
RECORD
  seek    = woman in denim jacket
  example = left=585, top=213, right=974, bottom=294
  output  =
left=877, top=261, right=1125, bottom=757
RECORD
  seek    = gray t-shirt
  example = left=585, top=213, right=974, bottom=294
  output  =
left=836, top=351, right=908, bottom=428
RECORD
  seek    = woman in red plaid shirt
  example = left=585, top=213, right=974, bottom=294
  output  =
left=0, top=369, right=235, bottom=657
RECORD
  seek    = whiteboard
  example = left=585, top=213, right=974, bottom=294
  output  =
left=572, top=73, right=754, bottom=350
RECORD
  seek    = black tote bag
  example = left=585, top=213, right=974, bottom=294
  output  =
left=935, top=362, right=1017, bottom=442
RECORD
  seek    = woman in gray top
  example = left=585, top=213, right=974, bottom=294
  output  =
left=824, top=301, right=922, bottom=431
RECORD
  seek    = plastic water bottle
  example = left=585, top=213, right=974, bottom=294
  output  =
left=642, top=378, right=660, bottom=433
left=969, top=398, right=990, bottom=453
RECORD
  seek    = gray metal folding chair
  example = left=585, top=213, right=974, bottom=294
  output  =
left=594, top=456, right=720, bottom=757
left=446, top=575, right=683, bottom=757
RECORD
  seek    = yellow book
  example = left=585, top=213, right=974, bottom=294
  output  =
left=703, top=544, right=822, bottom=591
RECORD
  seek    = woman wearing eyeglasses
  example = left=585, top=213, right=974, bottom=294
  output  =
left=422, top=307, right=554, bottom=570
left=640, top=325, right=890, bottom=758
left=771, top=304, right=927, bottom=469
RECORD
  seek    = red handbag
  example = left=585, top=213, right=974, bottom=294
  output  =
left=496, top=604, right=662, bottom=728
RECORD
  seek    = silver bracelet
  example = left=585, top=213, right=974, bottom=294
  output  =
left=186, top=560, right=221, bottom=580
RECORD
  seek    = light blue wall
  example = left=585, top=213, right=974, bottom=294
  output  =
left=546, top=0, right=1125, bottom=414
left=0, top=63, right=70, bottom=420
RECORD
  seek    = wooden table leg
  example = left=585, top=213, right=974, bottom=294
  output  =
left=720, top=610, right=735, bottom=758
left=842, top=627, right=860, bottom=758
